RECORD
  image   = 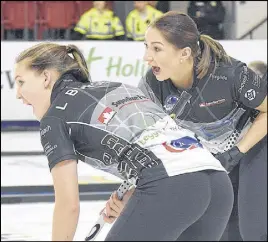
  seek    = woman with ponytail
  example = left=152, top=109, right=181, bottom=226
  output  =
left=135, top=11, right=267, bottom=241
left=14, top=42, right=234, bottom=241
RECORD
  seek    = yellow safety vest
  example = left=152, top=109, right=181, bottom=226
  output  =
left=126, top=5, right=163, bottom=41
left=74, top=8, right=125, bottom=40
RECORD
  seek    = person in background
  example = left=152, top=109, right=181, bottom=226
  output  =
left=72, top=1, right=125, bottom=40
left=248, top=60, right=267, bottom=78
left=126, top=1, right=163, bottom=41
left=187, top=1, right=225, bottom=40
left=147, top=1, right=170, bottom=13
left=222, top=60, right=267, bottom=241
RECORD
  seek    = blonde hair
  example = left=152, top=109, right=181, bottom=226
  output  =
left=16, top=42, right=90, bottom=82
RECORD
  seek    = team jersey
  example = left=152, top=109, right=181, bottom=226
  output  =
left=125, top=5, right=163, bottom=41
left=40, top=73, right=225, bottom=186
left=74, top=8, right=125, bottom=40
left=138, top=57, right=267, bottom=154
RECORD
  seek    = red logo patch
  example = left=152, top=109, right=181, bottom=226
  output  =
left=98, top=107, right=116, bottom=124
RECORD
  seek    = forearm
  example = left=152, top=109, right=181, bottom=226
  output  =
left=237, top=112, right=267, bottom=153
left=52, top=203, right=80, bottom=241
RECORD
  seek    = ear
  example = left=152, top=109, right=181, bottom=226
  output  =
left=181, top=47, right=192, bottom=61
left=43, top=70, right=52, bottom=89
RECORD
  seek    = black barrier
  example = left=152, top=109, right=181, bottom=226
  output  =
left=1, top=183, right=121, bottom=204
left=1, top=121, right=40, bottom=132
left=1, top=151, right=44, bottom=156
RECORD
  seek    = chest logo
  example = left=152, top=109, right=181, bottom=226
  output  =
left=199, top=98, right=226, bottom=107
left=164, top=95, right=179, bottom=112
left=245, top=89, right=256, bottom=101
left=163, top=136, right=203, bottom=153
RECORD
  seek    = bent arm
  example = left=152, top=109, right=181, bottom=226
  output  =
left=237, top=96, right=267, bottom=153
left=51, top=159, right=80, bottom=241
left=40, top=116, right=80, bottom=241
left=232, top=65, right=267, bottom=153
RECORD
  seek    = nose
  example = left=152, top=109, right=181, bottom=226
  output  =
left=16, top=87, right=22, bottom=100
left=143, top=51, right=153, bottom=64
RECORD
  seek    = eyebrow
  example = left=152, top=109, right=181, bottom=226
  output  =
left=15, top=75, right=21, bottom=80
left=151, top=41, right=164, bottom=46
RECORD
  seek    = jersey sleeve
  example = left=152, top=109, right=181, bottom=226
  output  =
left=232, top=62, right=267, bottom=109
left=40, top=116, right=77, bottom=171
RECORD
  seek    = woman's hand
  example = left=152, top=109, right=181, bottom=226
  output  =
left=100, top=187, right=135, bottom=224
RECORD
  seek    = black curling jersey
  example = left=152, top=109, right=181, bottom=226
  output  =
left=138, top=58, right=267, bottom=154
left=40, top=73, right=225, bottom=185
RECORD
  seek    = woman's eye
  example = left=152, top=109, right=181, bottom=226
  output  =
left=154, top=47, right=160, bottom=52
left=18, top=80, right=24, bottom=86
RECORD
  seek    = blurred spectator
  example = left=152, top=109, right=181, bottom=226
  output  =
left=248, top=60, right=267, bottom=77
left=72, top=1, right=125, bottom=40
left=126, top=1, right=163, bottom=41
left=147, top=1, right=170, bottom=13
left=187, top=1, right=225, bottom=40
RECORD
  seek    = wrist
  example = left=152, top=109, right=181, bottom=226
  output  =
left=235, top=145, right=246, bottom=154
left=231, top=146, right=245, bottom=161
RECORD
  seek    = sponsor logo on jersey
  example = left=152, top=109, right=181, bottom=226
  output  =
left=137, top=131, right=161, bottom=146
left=164, top=95, right=179, bottom=112
left=245, top=89, right=256, bottom=101
left=81, top=81, right=110, bottom=89
left=163, top=136, right=203, bottom=153
left=111, top=95, right=149, bottom=108
left=43, top=142, right=58, bottom=157
left=98, top=107, right=117, bottom=124
left=199, top=98, right=226, bottom=107
left=238, top=66, right=249, bottom=93
left=40, top=125, right=51, bottom=137
left=252, top=75, right=261, bottom=88
left=101, top=134, right=160, bottom=181
left=209, top=74, right=228, bottom=81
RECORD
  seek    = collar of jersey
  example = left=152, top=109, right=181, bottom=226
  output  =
left=50, top=72, right=77, bottom=104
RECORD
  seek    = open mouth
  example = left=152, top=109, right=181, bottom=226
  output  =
left=152, top=66, right=161, bottom=75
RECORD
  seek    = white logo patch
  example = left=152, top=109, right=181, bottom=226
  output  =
left=245, top=89, right=256, bottom=101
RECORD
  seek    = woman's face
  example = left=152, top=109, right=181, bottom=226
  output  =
left=14, top=61, right=54, bottom=120
left=93, top=1, right=106, bottom=10
left=143, top=27, right=189, bottom=82
left=134, top=1, right=147, bottom=12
